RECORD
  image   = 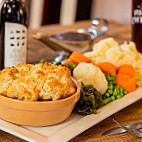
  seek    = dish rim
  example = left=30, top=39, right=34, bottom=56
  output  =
left=0, top=77, right=80, bottom=111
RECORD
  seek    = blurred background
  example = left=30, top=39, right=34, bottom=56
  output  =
left=1, top=0, right=132, bottom=28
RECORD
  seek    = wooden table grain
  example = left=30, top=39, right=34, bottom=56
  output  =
left=1, top=21, right=141, bottom=142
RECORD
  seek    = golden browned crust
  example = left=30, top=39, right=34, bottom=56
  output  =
left=0, top=63, right=76, bottom=101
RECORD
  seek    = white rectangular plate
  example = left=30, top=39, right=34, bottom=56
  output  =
left=0, top=87, right=142, bottom=142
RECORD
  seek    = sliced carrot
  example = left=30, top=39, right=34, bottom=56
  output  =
left=115, top=73, right=136, bottom=93
left=95, top=62, right=117, bottom=75
left=117, top=64, right=136, bottom=76
left=63, top=59, right=76, bottom=65
left=69, top=52, right=91, bottom=64
left=116, top=64, right=136, bottom=93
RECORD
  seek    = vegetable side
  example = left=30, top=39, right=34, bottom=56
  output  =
left=65, top=62, right=129, bottom=115
left=38, top=59, right=134, bottom=115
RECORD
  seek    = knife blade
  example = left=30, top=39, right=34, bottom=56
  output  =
left=102, top=123, right=142, bottom=136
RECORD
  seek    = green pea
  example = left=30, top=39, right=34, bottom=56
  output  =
left=123, top=90, right=127, bottom=95
left=108, top=89, right=113, bottom=94
left=114, top=87, right=118, bottom=91
left=113, top=80, right=116, bottom=84
left=109, top=82, right=113, bottom=85
left=40, top=59, right=47, bottom=63
left=117, top=90, right=120, bottom=96
left=107, top=76, right=111, bottom=81
left=119, top=90, right=123, bottom=94
left=115, top=85, right=120, bottom=89
left=108, top=85, right=113, bottom=90
left=116, top=95, right=122, bottom=99
left=106, top=74, right=110, bottom=77
left=120, top=92, right=123, bottom=96
left=103, top=99, right=109, bottom=105
left=111, top=73, right=115, bottom=77
left=105, top=74, right=110, bottom=79
left=109, top=77, right=114, bottom=81
left=119, top=87, right=123, bottom=91
left=111, top=96, right=115, bottom=101
left=109, top=81, right=114, bottom=85
left=72, top=64, right=76, bottom=68
left=105, top=92, right=110, bottom=97
left=108, top=82, right=114, bottom=86
left=108, top=97, right=112, bottom=102
left=113, top=89, right=117, bottom=96
left=117, top=88, right=120, bottom=92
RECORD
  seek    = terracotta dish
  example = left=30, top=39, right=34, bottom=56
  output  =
left=0, top=78, right=80, bottom=126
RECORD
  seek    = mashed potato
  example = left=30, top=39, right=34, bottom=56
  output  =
left=85, top=38, right=142, bottom=85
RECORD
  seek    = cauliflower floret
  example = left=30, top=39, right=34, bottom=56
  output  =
left=73, top=63, right=108, bottom=94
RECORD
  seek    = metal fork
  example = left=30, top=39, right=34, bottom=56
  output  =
left=112, top=119, right=142, bottom=138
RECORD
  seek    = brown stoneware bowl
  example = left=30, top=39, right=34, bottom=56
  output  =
left=0, top=78, right=80, bottom=126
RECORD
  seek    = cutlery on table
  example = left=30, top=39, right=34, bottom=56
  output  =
left=102, top=123, right=142, bottom=136
left=102, top=119, right=142, bottom=138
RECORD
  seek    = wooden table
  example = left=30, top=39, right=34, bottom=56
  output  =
left=0, top=21, right=141, bottom=142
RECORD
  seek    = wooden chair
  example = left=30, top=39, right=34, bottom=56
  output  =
left=28, top=0, right=131, bottom=28
left=29, top=0, right=79, bottom=28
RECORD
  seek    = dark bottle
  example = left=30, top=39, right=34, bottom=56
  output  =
left=132, top=0, right=142, bottom=53
left=0, top=0, right=27, bottom=70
